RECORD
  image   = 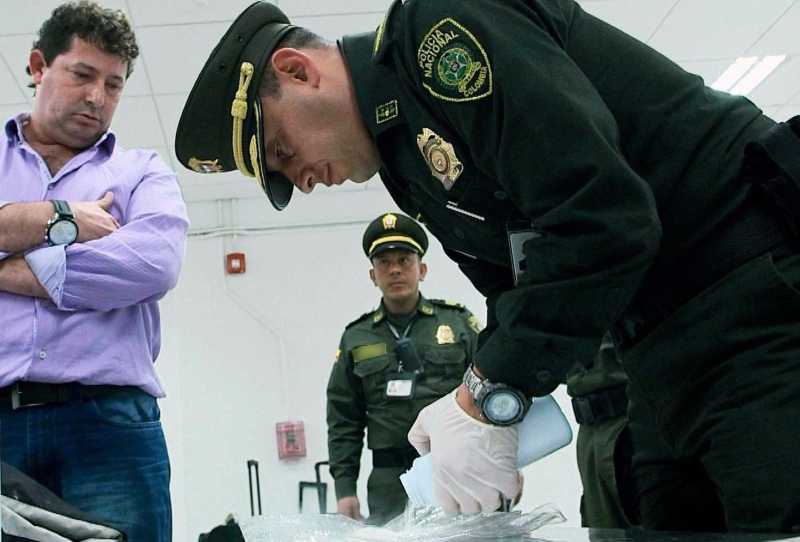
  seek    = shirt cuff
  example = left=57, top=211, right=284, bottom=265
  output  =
left=0, top=201, right=9, bottom=261
left=24, top=245, right=67, bottom=305
left=334, top=477, right=358, bottom=499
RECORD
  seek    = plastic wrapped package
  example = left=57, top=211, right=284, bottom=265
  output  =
left=238, top=504, right=565, bottom=542
left=236, top=395, right=570, bottom=541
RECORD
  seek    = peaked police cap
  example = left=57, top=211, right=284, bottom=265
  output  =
left=363, top=213, right=429, bottom=259
left=175, top=2, right=295, bottom=210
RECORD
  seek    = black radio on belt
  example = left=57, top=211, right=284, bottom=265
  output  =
left=394, top=337, right=423, bottom=373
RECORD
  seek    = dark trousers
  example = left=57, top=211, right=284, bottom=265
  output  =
left=366, top=465, right=408, bottom=525
left=623, top=246, right=800, bottom=533
left=576, top=415, right=635, bottom=528
left=0, top=388, right=172, bottom=541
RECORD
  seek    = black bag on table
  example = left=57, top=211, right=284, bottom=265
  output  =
left=1, top=462, right=126, bottom=541
left=197, top=516, right=245, bottom=542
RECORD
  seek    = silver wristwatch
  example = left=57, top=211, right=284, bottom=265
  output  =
left=45, top=200, right=79, bottom=246
left=463, top=365, right=531, bottom=426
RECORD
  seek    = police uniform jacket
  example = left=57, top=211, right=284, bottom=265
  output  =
left=326, top=295, right=479, bottom=499
left=339, top=0, right=779, bottom=397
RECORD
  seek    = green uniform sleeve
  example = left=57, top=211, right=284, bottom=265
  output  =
left=460, top=306, right=481, bottom=361
left=326, top=335, right=367, bottom=499
left=402, top=0, right=662, bottom=396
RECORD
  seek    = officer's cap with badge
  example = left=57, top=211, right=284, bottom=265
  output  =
left=174, top=2, right=296, bottom=210
left=363, top=213, right=429, bottom=260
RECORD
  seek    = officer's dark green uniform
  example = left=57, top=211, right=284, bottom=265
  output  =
left=175, top=0, right=800, bottom=532
left=326, top=213, right=480, bottom=525
left=337, top=2, right=800, bottom=532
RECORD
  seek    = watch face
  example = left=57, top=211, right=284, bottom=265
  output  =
left=49, top=219, right=78, bottom=245
left=484, top=391, right=522, bottom=424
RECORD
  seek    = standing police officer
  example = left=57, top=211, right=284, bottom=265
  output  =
left=327, top=212, right=480, bottom=525
left=176, top=0, right=800, bottom=532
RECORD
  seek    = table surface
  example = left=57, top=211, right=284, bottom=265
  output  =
left=530, top=526, right=800, bottom=542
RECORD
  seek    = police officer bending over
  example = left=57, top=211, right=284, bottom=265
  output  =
left=326, top=213, right=480, bottom=525
left=176, top=0, right=800, bottom=532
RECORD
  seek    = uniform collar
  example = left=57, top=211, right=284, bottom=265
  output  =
left=339, top=31, right=406, bottom=142
left=4, top=116, right=20, bottom=144
left=372, top=294, right=435, bottom=325
left=5, top=113, right=117, bottom=155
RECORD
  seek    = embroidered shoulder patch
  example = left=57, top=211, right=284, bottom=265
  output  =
left=417, top=18, right=492, bottom=102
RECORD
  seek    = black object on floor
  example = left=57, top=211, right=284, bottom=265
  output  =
left=247, top=459, right=262, bottom=517
left=298, top=460, right=329, bottom=514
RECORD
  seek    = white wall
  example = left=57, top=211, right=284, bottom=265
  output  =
left=155, top=185, right=582, bottom=541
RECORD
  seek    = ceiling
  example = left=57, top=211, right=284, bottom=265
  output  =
left=1, top=0, right=798, bottom=205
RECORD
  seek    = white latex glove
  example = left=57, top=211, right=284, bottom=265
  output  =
left=407, top=386, right=521, bottom=513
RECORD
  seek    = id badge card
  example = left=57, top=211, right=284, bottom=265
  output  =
left=506, top=220, right=541, bottom=286
left=385, top=371, right=417, bottom=400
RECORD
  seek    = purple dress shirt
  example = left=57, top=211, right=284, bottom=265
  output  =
left=0, top=114, right=189, bottom=397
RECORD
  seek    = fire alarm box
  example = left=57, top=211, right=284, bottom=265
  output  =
left=276, top=420, right=306, bottom=459
left=226, top=252, right=246, bottom=274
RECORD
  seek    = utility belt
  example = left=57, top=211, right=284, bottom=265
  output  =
left=571, top=385, right=627, bottom=426
left=0, top=382, right=139, bottom=410
left=613, top=116, right=800, bottom=348
left=372, top=446, right=419, bottom=469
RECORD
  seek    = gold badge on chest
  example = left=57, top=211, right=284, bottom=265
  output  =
left=416, top=128, right=463, bottom=190
left=436, top=324, right=455, bottom=344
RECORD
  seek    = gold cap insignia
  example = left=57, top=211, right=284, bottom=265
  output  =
left=382, top=213, right=398, bottom=230
left=417, top=128, right=463, bottom=190
left=188, top=157, right=223, bottom=173
left=436, top=324, right=455, bottom=344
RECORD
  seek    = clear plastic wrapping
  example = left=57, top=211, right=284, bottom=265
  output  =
left=239, top=503, right=565, bottom=542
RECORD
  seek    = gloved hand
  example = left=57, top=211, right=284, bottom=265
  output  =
left=337, top=496, right=364, bottom=521
left=407, top=386, right=521, bottom=513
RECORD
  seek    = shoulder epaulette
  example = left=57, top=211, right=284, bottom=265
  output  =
left=430, top=299, right=467, bottom=311
left=373, top=0, right=405, bottom=61
left=345, top=307, right=379, bottom=329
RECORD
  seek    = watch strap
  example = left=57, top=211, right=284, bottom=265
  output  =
left=51, top=200, right=73, bottom=218
left=463, top=365, right=485, bottom=402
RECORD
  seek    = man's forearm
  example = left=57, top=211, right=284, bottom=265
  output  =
left=0, top=255, right=48, bottom=298
left=0, top=202, right=53, bottom=253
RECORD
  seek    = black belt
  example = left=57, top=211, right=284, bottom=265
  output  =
left=0, top=382, right=138, bottom=410
left=372, top=446, right=419, bottom=469
left=571, top=385, right=627, bottom=426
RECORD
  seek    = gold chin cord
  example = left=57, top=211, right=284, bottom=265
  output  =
left=249, top=103, right=262, bottom=182
left=231, top=62, right=255, bottom=177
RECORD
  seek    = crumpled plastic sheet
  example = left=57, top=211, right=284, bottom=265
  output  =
left=238, top=503, right=565, bottom=542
